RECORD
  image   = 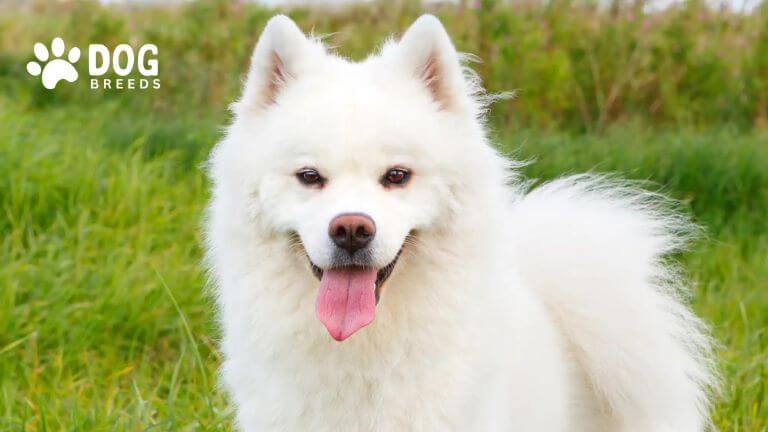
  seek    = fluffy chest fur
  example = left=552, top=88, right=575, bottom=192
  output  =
left=214, top=235, right=577, bottom=431
left=219, top=260, right=483, bottom=431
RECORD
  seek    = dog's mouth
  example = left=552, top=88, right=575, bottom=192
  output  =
left=308, top=250, right=402, bottom=342
left=309, top=252, right=400, bottom=305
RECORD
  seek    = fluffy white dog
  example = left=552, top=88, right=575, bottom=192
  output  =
left=206, top=14, right=716, bottom=431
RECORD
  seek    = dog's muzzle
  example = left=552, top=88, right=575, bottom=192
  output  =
left=304, top=213, right=404, bottom=341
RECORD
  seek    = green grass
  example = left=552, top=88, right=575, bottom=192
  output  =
left=0, top=1, right=766, bottom=430
left=1, top=100, right=766, bottom=431
left=1, top=1, right=767, bottom=131
left=0, top=104, right=228, bottom=430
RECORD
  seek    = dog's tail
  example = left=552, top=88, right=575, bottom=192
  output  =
left=509, top=174, right=717, bottom=431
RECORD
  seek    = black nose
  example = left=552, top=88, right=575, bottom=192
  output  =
left=328, top=213, right=376, bottom=254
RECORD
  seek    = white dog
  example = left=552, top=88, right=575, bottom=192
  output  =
left=205, top=14, right=716, bottom=431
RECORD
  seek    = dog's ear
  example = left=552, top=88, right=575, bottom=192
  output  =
left=394, top=15, right=468, bottom=112
left=236, top=15, right=321, bottom=113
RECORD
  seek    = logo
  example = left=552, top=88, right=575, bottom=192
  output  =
left=26, top=38, right=80, bottom=90
left=25, top=37, right=160, bottom=91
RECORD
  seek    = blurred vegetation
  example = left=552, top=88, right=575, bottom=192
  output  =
left=1, top=0, right=768, bottom=131
left=0, top=0, right=766, bottom=430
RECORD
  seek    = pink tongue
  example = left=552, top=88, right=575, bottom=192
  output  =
left=316, top=267, right=378, bottom=341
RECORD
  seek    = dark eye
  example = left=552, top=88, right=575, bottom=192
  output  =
left=296, top=168, right=325, bottom=187
left=382, top=167, right=411, bottom=187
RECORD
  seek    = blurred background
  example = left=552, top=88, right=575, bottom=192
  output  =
left=1, top=0, right=766, bottom=430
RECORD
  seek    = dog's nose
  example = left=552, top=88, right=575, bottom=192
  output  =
left=329, top=213, right=376, bottom=254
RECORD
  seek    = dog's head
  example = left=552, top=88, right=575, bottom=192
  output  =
left=213, top=15, right=501, bottom=341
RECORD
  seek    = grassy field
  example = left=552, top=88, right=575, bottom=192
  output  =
left=1, top=1, right=767, bottom=431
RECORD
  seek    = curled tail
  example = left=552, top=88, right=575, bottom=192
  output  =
left=510, top=175, right=717, bottom=431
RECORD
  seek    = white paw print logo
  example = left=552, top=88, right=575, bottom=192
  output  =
left=26, top=37, right=80, bottom=90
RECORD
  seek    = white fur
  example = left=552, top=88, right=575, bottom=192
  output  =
left=205, top=14, right=716, bottom=431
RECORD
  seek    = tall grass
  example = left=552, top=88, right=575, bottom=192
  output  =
left=0, top=105, right=228, bottom=430
left=1, top=0, right=767, bottom=131
left=0, top=0, right=766, bottom=430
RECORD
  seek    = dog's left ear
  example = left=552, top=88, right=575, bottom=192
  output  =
left=391, top=15, right=469, bottom=112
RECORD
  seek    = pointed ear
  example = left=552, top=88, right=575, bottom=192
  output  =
left=394, top=15, right=468, bottom=112
left=236, top=15, right=321, bottom=113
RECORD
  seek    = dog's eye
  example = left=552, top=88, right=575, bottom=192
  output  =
left=382, top=167, right=411, bottom=187
left=296, top=168, right=325, bottom=187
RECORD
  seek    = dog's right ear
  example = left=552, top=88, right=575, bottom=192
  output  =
left=235, top=15, right=321, bottom=114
